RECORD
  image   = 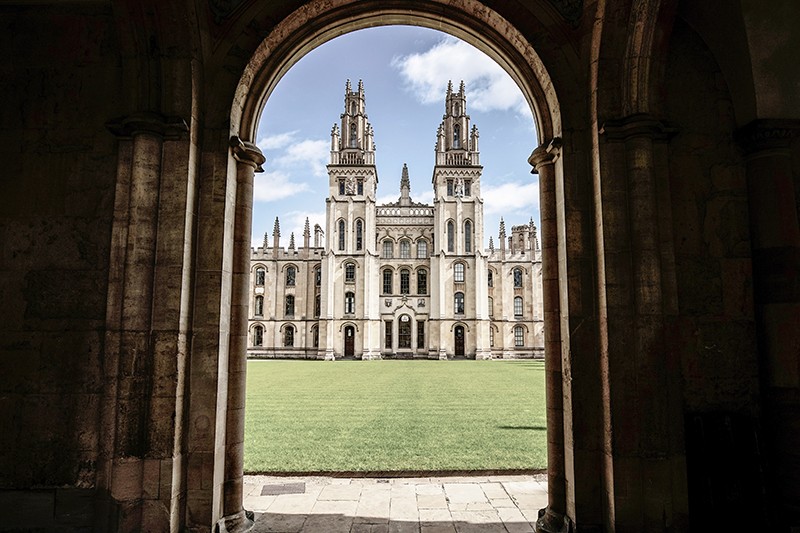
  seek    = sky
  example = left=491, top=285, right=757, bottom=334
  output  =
left=252, top=25, right=540, bottom=249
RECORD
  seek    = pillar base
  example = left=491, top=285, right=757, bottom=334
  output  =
left=216, top=509, right=255, bottom=533
left=324, top=349, right=335, bottom=361
left=535, top=507, right=571, bottom=533
left=438, top=350, right=448, bottom=360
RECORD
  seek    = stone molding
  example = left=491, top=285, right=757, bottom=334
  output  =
left=599, top=113, right=677, bottom=142
left=528, top=137, right=563, bottom=173
left=106, top=111, right=189, bottom=139
left=230, top=135, right=266, bottom=172
left=736, top=119, right=800, bottom=155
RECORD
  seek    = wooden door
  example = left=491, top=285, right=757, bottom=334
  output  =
left=455, top=325, right=465, bottom=357
left=344, top=326, right=355, bottom=357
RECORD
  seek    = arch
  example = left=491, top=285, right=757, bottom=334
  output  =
left=344, top=291, right=355, bottom=314
left=399, top=238, right=411, bottom=258
left=416, top=238, right=429, bottom=258
left=453, top=261, right=466, bottom=283
left=344, top=261, right=357, bottom=282
left=337, top=321, right=360, bottom=333
left=382, top=238, right=394, bottom=258
left=251, top=324, right=264, bottom=346
left=337, top=218, right=346, bottom=250
left=512, top=267, right=523, bottom=287
left=283, top=324, right=295, bottom=347
left=285, top=265, right=297, bottom=286
left=446, top=220, right=455, bottom=252
left=514, top=295, right=524, bottom=317
left=254, top=265, right=266, bottom=286
left=355, top=218, right=364, bottom=250
left=513, top=324, right=527, bottom=347
left=416, top=267, right=428, bottom=295
left=488, top=269, right=494, bottom=287
left=311, top=325, right=319, bottom=348
left=382, top=267, right=394, bottom=294
left=464, top=219, right=473, bottom=253
left=454, top=291, right=465, bottom=314
left=254, top=295, right=264, bottom=316
left=399, top=268, right=411, bottom=294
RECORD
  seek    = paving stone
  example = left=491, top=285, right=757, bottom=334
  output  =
left=312, top=499, right=358, bottom=515
left=465, top=502, right=493, bottom=511
left=510, top=492, right=548, bottom=511
left=267, top=494, right=318, bottom=514
left=252, top=512, right=306, bottom=532
left=244, top=494, right=277, bottom=511
left=420, top=525, right=457, bottom=533
left=261, top=482, right=306, bottom=496
left=390, top=496, right=419, bottom=521
left=479, top=482, right=508, bottom=499
left=447, top=503, right=468, bottom=511
left=443, top=484, right=487, bottom=504
left=419, top=508, right=452, bottom=523
left=302, top=513, right=353, bottom=533
left=489, top=497, right=516, bottom=508
left=417, top=493, right=447, bottom=509
left=388, top=520, right=421, bottom=533
left=450, top=509, right=501, bottom=524
left=415, top=483, right=444, bottom=495
left=502, top=481, right=541, bottom=494
left=498, top=507, right=534, bottom=532
left=318, top=484, right=362, bottom=501
left=352, top=523, right=390, bottom=533
left=356, top=491, right=391, bottom=519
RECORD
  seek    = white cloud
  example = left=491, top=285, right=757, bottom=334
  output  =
left=257, top=130, right=298, bottom=151
left=391, top=37, right=532, bottom=119
left=273, top=139, right=330, bottom=178
left=283, top=209, right=327, bottom=246
left=482, top=180, right=539, bottom=216
left=253, top=171, right=311, bottom=202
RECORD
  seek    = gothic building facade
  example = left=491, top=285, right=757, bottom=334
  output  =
left=248, top=81, right=543, bottom=360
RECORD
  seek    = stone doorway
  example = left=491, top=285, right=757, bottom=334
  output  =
left=454, top=325, right=465, bottom=357
left=344, top=325, right=355, bottom=358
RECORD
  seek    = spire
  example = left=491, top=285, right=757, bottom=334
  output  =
left=272, top=216, right=281, bottom=237
left=399, top=163, right=411, bottom=206
left=304, top=217, right=311, bottom=238
left=289, top=232, right=295, bottom=250
left=303, top=217, right=311, bottom=251
left=272, top=216, right=281, bottom=257
left=357, top=78, right=364, bottom=95
left=446, top=80, right=453, bottom=96
left=263, top=231, right=268, bottom=249
left=499, top=217, right=506, bottom=238
left=459, top=79, right=465, bottom=94
left=345, top=78, right=351, bottom=92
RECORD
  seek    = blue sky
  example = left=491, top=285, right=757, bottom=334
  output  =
left=253, top=25, right=540, bottom=249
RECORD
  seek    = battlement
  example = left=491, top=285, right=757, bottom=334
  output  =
left=251, top=246, right=325, bottom=260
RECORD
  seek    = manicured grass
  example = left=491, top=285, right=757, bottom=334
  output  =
left=244, top=359, right=546, bottom=474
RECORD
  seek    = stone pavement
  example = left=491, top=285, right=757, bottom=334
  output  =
left=244, top=473, right=548, bottom=532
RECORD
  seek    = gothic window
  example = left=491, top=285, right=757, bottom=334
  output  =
left=286, top=266, right=296, bottom=286
left=454, top=262, right=465, bottom=283
left=417, top=269, right=428, bottom=295
left=255, top=266, right=265, bottom=286
left=357, top=179, right=363, bottom=195
left=398, top=315, right=411, bottom=348
left=356, top=220, right=363, bottom=251
left=454, top=292, right=465, bottom=314
left=344, top=291, right=355, bottom=314
left=350, top=102, right=356, bottom=115
left=447, top=221, right=454, bottom=252
left=488, top=270, right=493, bottom=287
left=417, top=321, right=425, bottom=349
left=447, top=179, right=454, bottom=197
left=382, top=269, right=393, bottom=294
left=454, top=102, right=461, bottom=116
left=464, top=220, right=472, bottom=253
left=315, top=268, right=321, bottom=286
left=382, top=240, right=393, bottom=258
left=489, top=327, right=494, bottom=347
left=399, top=239, right=410, bottom=258
left=338, top=220, right=346, bottom=251
left=312, top=326, right=319, bottom=348
left=417, top=240, right=428, bottom=258
left=255, top=295, right=264, bottom=317
left=514, top=296, right=523, bottom=317
left=284, top=325, right=294, bottom=347
left=285, top=295, right=295, bottom=317
left=464, top=180, right=471, bottom=196
left=488, top=296, right=494, bottom=317
left=338, top=179, right=345, bottom=195
left=314, top=294, right=320, bottom=318
left=400, top=269, right=410, bottom=294
left=253, top=325, right=263, bottom=347
left=345, top=262, right=356, bottom=283
left=350, top=122, right=357, bottom=147
left=453, top=124, right=461, bottom=148
left=513, top=268, right=523, bottom=288
left=514, top=326, right=524, bottom=347
left=385, top=320, right=393, bottom=350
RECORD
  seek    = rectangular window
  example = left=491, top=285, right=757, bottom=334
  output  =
left=464, top=180, right=471, bottom=196
left=383, top=270, right=393, bottom=294
left=489, top=327, right=494, bottom=347
left=385, top=320, right=393, bottom=350
left=417, top=321, right=425, bottom=349
left=454, top=263, right=465, bottom=283
left=514, top=327, right=524, bottom=347
left=357, top=179, right=364, bottom=195
left=417, top=270, right=427, bottom=295
left=398, top=317, right=411, bottom=348
left=447, top=179, right=454, bottom=196
left=338, top=179, right=345, bottom=195
left=400, top=270, right=410, bottom=294
left=382, top=241, right=393, bottom=259
left=514, top=297, right=523, bottom=317
left=417, top=240, right=428, bottom=258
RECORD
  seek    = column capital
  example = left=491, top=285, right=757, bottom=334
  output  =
left=528, top=137, right=562, bottom=174
left=736, top=119, right=800, bottom=155
left=600, top=113, right=677, bottom=142
left=106, top=111, right=188, bottom=139
left=230, top=136, right=266, bottom=172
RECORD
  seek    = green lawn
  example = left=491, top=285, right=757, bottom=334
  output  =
left=244, top=359, right=547, bottom=474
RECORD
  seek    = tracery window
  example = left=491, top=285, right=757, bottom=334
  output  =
left=357, top=179, right=364, bottom=195
left=312, top=326, right=319, bottom=348
left=464, top=180, right=471, bottom=196
left=255, top=266, right=265, bottom=286
left=382, top=269, right=393, bottom=294
left=416, top=240, right=428, bottom=258
left=513, top=268, right=523, bottom=288
left=417, top=269, right=428, bottom=295
left=514, top=326, right=524, bottom=347
left=514, top=296, right=523, bottom=317
left=488, top=296, right=493, bottom=317
left=417, top=320, right=425, bottom=349
left=382, top=240, right=393, bottom=259
left=488, top=270, right=493, bottom=287
left=338, top=220, right=346, bottom=251
left=464, top=220, right=472, bottom=253
left=344, top=292, right=355, bottom=315
left=284, top=325, right=294, bottom=347
left=453, top=124, right=461, bottom=148
left=454, top=292, right=465, bottom=314
left=338, top=179, right=345, bottom=195
left=398, top=315, right=411, bottom=348
left=384, top=320, right=392, bottom=349
left=345, top=262, right=356, bottom=283
left=400, top=269, right=410, bottom=294
left=447, top=221, right=454, bottom=252
left=355, top=220, right=363, bottom=250
left=286, top=266, right=296, bottom=286
left=315, top=268, right=321, bottom=286
left=447, top=179, right=454, bottom=197
left=285, top=295, right=295, bottom=317
left=399, top=239, right=410, bottom=259
left=314, top=294, right=320, bottom=318
left=454, top=262, right=465, bottom=283
left=253, top=325, right=263, bottom=347
left=350, top=122, right=358, bottom=147
left=255, top=295, right=264, bottom=316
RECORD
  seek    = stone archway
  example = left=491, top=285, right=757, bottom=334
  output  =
left=204, top=2, right=570, bottom=532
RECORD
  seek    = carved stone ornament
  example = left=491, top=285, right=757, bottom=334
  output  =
left=736, top=119, right=800, bottom=155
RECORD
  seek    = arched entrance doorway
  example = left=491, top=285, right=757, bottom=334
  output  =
left=344, top=325, right=355, bottom=358
left=454, top=325, right=465, bottom=357
left=214, top=2, right=566, bottom=532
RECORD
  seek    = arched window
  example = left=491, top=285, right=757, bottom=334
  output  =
left=488, top=296, right=494, bottom=317
left=312, top=326, right=319, bottom=348
left=489, top=327, right=495, bottom=347
left=349, top=122, right=357, bottom=147
left=253, top=325, right=263, bottom=346
left=453, top=124, right=460, bottom=148
left=514, top=268, right=523, bottom=288
left=255, top=295, right=264, bottom=316
left=454, top=262, right=465, bottom=283
left=398, top=315, right=411, bottom=348
left=514, top=296, right=523, bottom=317
left=454, top=292, right=465, bottom=314
left=255, top=266, right=265, bottom=286
left=355, top=220, right=363, bottom=250
left=464, top=220, right=472, bottom=253
left=344, top=291, right=355, bottom=314
left=417, top=269, right=427, bottom=295
left=399, top=239, right=410, bottom=259
left=286, top=266, right=296, bottom=286
left=345, top=262, right=356, bottom=282
left=315, top=268, right=321, bottom=286
left=285, top=295, right=295, bottom=317
left=400, top=269, right=410, bottom=294
left=488, top=270, right=494, bottom=287
left=338, top=220, right=346, bottom=251
left=417, top=239, right=428, bottom=258
left=514, top=326, right=524, bottom=347
left=314, top=294, right=320, bottom=318
left=382, top=240, right=393, bottom=259
left=284, top=325, right=294, bottom=347
left=447, top=221, right=454, bottom=252
left=382, top=269, right=393, bottom=294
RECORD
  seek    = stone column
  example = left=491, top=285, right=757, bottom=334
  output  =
left=738, top=119, right=800, bottom=526
left=529, top=139, right=570, bottom=533
left=218, top=137, right=265, bottom=532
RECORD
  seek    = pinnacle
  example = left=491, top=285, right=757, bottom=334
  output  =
left=273, top=216, right=281, bottom=237
left=304, top=217, right=311, bottom=237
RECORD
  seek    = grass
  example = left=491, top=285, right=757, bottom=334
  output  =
left=244, top=359, right=546, bottom=474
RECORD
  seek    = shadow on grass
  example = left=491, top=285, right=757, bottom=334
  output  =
left=497, top=425, right=546, bottom=431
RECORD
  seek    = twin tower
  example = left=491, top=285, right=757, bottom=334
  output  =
left=249, top=80, right=542, bottom=360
